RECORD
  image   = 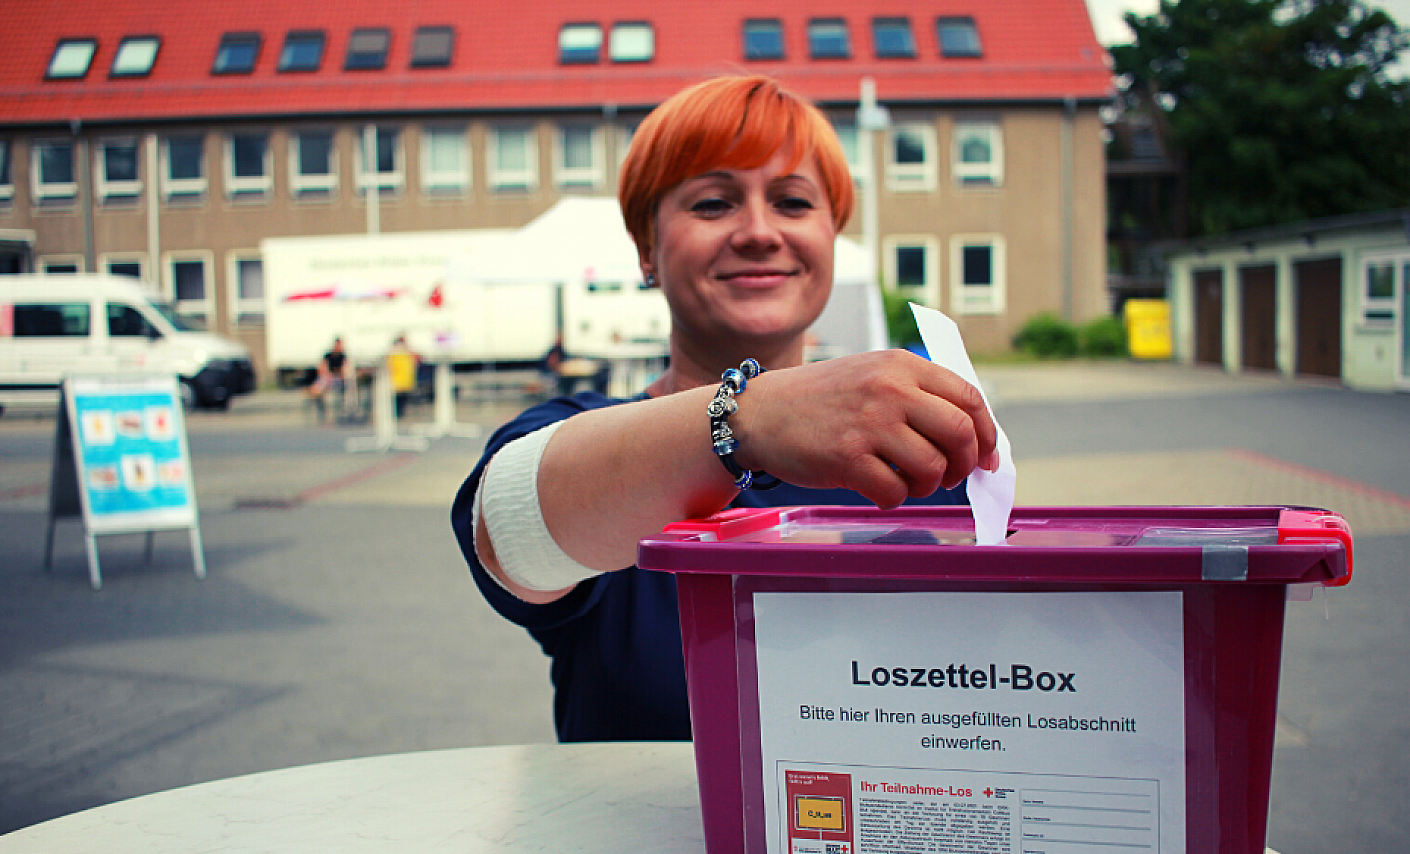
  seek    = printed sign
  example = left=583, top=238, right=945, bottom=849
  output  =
left=753, top=590, right=1187, bottom=854
left=60, top=375, right=196, bottom=533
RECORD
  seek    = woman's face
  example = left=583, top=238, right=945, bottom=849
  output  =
left=646, top=148, right=836, bottom=356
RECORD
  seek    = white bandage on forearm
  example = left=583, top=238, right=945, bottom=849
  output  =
left=474, top=420, right=602, bottom=593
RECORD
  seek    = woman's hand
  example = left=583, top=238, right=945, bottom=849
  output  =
left=730, top=349, right=999, bottom=509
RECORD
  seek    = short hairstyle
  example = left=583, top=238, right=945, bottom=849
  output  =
left=619, top=75, right=855, bottom=257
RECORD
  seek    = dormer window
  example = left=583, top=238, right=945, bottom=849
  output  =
left=610, top=23, right=654, bottom=63
left=937, top=17, right=982, bottom=57
left=46, top=39, right=97, bottom=80
left=279, top=31, right=325, bottom=72
left=345, top=28, right=390, bottom=71
left=213, top=33, right=260, bottom=74
left=559, top=24, right=602, bottom=64
left=111, top=36, right=160, bottom=77
left=872, top=18, right=915, bottom=59
left=743, top=19, right=784, bottom=60
left=808, top=19, right=849, bottom=60
left=411, top=26, right=454, bottom=68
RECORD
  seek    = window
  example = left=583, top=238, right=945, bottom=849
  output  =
left=162, top=135, right=206, bottom=198
left=744, top=20, right=784, bottom=60
left=489, top=127, right=538, bottom=191
left=559, top=24, right=602, bottom=64
left=872, top=18, right=915, bottom=58
left=616, top=123, right=638, bottom=167
left=886, top=123, right=936, bottom=191
left=227, top=132, right=271, bottom=196
left=883, top=237, right=938, bottom=296
left=953, top=122, right=1003, bottom=186
left=421, top=127, right=469, bottom=192
left=38, top=257, right=83, bottom=274
left=610, top=23, right=654, bottom=63
left=279, top=31, right=325, bottom=72
left=0, top=140, right=11, bottom=201
left=949, top=235, right=1006, bottom=314
left=213, top=33, right=260, bottom=74
left=111, top=36, right=159, bottom=77
left=411, top=26, right=454, bottom=68
left=291, top=130, right=336, bottom=194
left=168, top=255, right=211, bottom=326
left=1361, top=255, right=1406, bottom=327
left=356, top=127, right=404, bottom=191
left=555, top=126, right=603, bottom=190
left=831, top=120, right=865, bottom=180
left=97, top=138, right=141, bottom=199
left=32, top=141, right=77, bottom=200
left=108, top=302, right=156, bottom=337
left=345, top=28, right=389, bottom=70
left=808, top=19, right=850, bottom=59
left=46, top=39, right=96, bottom=79
left=13, top=303, right=90, bottom=336
left=230, top=254, right=265, bottom=326
left=937, top=17, right=982, bottom=57
left=103, top=256, right=145, bottom=280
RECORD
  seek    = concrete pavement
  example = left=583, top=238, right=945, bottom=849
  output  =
left=1, top=359, right=1406, bottom=850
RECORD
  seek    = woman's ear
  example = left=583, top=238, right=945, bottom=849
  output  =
left=638, top=246, right=658, bottom=289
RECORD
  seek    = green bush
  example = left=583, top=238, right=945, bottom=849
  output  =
left=882, top=288, right=922, bottom=349
left=1013, top=312, right=1078, bottom=358
left=1078, top=315, right=1128, bottom=358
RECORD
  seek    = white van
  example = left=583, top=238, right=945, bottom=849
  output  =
left=0, top=273, right=256, bottom=413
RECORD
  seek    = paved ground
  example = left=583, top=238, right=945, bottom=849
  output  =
left=1, top=360, right=1406, bottom=852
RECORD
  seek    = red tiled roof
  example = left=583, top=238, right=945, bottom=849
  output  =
left=0, top=0, right=1111, bottom=125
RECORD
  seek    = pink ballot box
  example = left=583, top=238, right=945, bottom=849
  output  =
left=637, top=505, right=1353, bottom=854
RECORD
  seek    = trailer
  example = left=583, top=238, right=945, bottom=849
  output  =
left=261, top=228, right=548, bottom=384
left=261, top=199, right=883, bottom=391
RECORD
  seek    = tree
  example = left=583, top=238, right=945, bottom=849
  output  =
left=1110, top=0, right=1410, bottom=236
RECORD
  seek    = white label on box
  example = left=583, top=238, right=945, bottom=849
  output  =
left=753, top=591, right=1186, bottom=854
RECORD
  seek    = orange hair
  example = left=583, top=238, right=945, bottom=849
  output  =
left=618, top=75, right=855, bottom=257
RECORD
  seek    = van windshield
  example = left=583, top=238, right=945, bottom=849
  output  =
left=146, top=299, right=198, bottom=332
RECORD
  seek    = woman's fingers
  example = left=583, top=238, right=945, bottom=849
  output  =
left=912, top=361, right=999, bottom=472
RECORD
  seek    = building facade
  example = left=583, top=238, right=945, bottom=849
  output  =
left=0, top=0, right=1112, bottom=376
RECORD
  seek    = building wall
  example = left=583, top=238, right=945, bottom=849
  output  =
left=1, top=100, right=1107, bottom=373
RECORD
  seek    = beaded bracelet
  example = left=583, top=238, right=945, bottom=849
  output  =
left=707, top=359, right=782, bottom=490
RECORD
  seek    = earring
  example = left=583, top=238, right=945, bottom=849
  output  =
left=645, top=272, right=658, bottom=288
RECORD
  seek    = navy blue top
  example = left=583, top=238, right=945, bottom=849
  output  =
left=450, top=392, right=969, bottom=742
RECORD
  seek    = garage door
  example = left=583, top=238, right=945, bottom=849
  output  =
left=1194, top=268, right=1223, bottom=366
left=1239, top=264, right=1277, bottom=371
left=1294, top=257, right=1342, bottom=379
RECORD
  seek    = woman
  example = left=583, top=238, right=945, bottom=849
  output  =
left=450, top=76, right=998, bottom=742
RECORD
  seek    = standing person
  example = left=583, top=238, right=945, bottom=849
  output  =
left=450, top=76, right=998, bottom=742
left=386, top=334, right=421, bottom=418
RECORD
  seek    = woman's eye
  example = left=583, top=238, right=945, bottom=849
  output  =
left=777, top=196, right=815, bottom=213
left=690, top=198, right=732, bottom=216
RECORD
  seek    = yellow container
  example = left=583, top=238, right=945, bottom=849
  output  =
left=1124, top=298, right=1172, bottom=360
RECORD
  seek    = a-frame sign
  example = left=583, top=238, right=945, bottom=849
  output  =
left=45, top=374, right=205, bottom=590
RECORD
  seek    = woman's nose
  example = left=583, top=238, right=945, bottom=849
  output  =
left=729, top=197, right=783, bottom=252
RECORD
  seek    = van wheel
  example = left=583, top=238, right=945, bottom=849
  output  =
left=179, top=380, right=198, bottom=412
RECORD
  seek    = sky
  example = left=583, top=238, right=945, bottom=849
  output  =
left=1086, top=0, right=1410, bottom=46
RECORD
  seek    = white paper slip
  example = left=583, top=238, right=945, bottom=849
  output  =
left=910, top=303, right=1016, bottom=545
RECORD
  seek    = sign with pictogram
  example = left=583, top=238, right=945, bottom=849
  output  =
left=45, top=374, right=205, bottom=589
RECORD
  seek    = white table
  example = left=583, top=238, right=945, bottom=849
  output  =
left=0, top=741, right=1289, bottom=853
left=0, top=742, right=705, bottom=853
